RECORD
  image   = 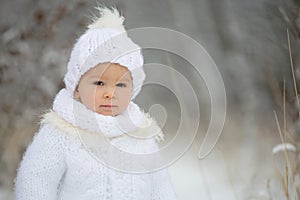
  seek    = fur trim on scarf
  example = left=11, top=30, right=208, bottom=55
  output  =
left=41, top=110, right=165, bottom=143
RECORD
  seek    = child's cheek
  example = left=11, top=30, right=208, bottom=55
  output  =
left=93, top=89, right=102, bottom=101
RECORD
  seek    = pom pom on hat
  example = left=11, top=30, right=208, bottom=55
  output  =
left=88, top=7, right=126, bottom=32
left=64, top=6, right=145, bottom=99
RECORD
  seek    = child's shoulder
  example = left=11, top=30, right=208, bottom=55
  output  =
left=22, top=112, right=69, bottom=159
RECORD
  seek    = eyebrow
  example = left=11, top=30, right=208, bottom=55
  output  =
left=88, top=75, right=131, bottom=82
left=119, top=77, right=131, bottom=82
left=88, top=75, right=101, bottom=79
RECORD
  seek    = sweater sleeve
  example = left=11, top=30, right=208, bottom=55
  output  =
left=14, top=124, right=66, bottom=200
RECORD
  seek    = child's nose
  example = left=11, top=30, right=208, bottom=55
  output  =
left=103, top=87, right=115, bottom=99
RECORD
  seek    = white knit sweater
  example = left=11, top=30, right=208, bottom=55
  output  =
left=14, top=89, right=177, bottom=200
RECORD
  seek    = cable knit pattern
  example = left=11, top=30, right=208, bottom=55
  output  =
left=15, top=90, right=177, bottom=200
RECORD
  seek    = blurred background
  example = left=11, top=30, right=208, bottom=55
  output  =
left=1, top=0, right=300, bottom=199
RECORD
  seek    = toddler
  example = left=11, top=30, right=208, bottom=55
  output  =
left=15, top=7, right=177, bottom=200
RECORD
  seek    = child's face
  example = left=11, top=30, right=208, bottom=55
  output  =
left=74, top=63, right=133, bottom=116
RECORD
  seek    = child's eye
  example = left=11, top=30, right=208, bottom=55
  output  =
left=116, top=83, right=126, bottom=87
left=94, top=81, right=104, bottom=86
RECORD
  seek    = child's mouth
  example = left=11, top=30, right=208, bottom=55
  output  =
left=100, top=105, right=117, bottom=108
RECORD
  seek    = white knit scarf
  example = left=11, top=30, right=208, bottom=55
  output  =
left=52, top=89, right=144, bottom=138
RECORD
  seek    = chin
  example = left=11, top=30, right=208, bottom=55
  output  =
left=98, top=112, right=113, bottom=116
left=97, top=110, right=120, bottom=116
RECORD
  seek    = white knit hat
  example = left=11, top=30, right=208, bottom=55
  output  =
left=64, top=7, right=145, bottom=99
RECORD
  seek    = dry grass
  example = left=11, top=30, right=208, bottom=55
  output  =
left=271, top=28, right=300, bottom=200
